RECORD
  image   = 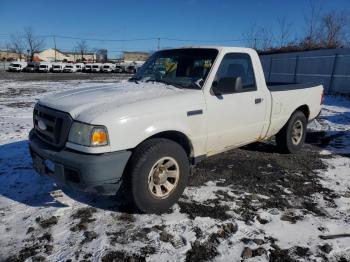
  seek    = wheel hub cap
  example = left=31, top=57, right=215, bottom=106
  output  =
left=148, top=157, right=180, bottom=199
left=291, top=120, right=303, bottom=145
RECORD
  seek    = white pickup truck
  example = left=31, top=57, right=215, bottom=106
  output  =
left=29, top=47, right=323, bottom=213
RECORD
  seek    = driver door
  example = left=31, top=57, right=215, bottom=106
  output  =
left=205, top=53, right=268, bottom=154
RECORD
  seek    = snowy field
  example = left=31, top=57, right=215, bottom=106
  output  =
left=0, top=78, right=349, bottom=262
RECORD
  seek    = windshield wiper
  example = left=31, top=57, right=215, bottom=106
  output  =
left=145, top=78, right=184, bottom=89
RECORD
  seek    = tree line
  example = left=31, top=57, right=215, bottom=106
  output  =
left=5, top=27, right=92, bottom=62
left=244, top=1, right=349, bottom=54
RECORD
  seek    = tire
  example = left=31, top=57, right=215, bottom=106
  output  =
left=124, top=138, right=189, bottom=214
left=276, top=110, right=307, bottom=153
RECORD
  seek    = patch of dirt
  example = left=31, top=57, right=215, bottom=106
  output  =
left=5, top=102, right=35, bottom=108
left=185, top=240, right=219, bottom=262
left=185, top=222, right=238, bottom=261
left=101, top=251, right=146, bottom=262
left=107, top=227, right=152, bottom=246
left=0, top=87, right=47, bottom=98
left=82, top=231, right=98, bottom=244
left=70, top=207, right=97, bottom=231
left=178, top=201, right=231, bottom=220
left=190, top=140, right=334, bottom=223
left=5, top=243, right=41, bottom=262
left=36, top=216, right=58, bottom=229
left=269, top=246, right=297, bottom=262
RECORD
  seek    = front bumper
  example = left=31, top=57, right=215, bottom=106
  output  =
left=29, top=130, right=132, bottom=195
left=8, top=68, right=21, bottom=72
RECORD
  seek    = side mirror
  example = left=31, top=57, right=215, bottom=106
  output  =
left=212, top=77, right=242, bottom=95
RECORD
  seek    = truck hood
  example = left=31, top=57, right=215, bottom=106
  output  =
left=38, top=81, right=192, bottom=122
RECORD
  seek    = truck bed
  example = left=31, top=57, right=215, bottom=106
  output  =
left=267, top=82, right=321, bottom=92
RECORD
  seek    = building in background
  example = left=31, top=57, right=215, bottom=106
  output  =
left=123, top=51, right=150, bottom=62
left=33, top=48, right=96, bottom=62
left=0, top=50, right=27, bottom=61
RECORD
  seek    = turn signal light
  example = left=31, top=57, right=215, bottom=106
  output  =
left=91, top=128, right=108, bottom=146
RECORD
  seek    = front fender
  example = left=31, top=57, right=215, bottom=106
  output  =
left=107, top=110, right=207, bottom=157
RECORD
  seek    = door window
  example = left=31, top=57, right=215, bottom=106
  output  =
left=215, top=53, right=256, bottom=92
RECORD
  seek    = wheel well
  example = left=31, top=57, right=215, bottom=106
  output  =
left=147, top=131, right=193, bottom=158
left=295, top=105, right=310, bottom=120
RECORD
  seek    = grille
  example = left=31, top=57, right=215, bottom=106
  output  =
left=33, top=104, right=73, bottom=148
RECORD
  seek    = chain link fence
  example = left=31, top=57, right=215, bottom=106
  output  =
left=260, top=48, right=350, bottom=94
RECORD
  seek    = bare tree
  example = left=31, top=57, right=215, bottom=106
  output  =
left=243, top=23, right=259, bottom=49
left=301, top=0, right=323, bottom=48
left=75, top=40, right=88, bottom=61
left=7, top=33, right=25, bottom=60
left=23, top=27, right=45, bottom=61
left=259, top=27, right=274, bottom=51
left=277, top=17, right=293, bottom=47
left=320, top=11, right=348, bottom=48
left=243, top=23, right=274, bottom=51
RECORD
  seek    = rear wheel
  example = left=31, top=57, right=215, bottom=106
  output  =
left=125, top=138, right=189, bottom=214
left=276, top=110, right=307, bottom=153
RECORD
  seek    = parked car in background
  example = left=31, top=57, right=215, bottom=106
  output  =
left=125, top=65, right=136, bottom=74
left=63, top=64, right=77, bottom=73
left=8, top=62, right=27, bottom=72
left=29, top=47, right=324, bottom=214
left=38, top=62, right=52, bottom=73
left=75, top=63, right=85, bottom=72
left=102, top=63, right=116, bottom=73
left=52, top=63, right=66, bottom=73
left=84, top=63, right=93, bottom=72
left=91, top=63, right=102, bottom=72
left=24, top=62, right=39, bottom=72
left=114, top=65, right=124, bottom=73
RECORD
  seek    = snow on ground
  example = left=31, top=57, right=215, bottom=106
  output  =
left=0, top=79, right=350, bottom=261
left=308, top=96, right=350, bottom=156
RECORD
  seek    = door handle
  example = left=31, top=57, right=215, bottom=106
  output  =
left=255, top=98, right=263, bottom=104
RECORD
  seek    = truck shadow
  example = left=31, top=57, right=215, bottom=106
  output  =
left=0, top=140, right=135, bottom=212
left=242, top=131, right=350, bottom=157
left=0, top=140, right=68, bottom=208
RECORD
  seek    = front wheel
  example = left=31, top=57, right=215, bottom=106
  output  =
left=276, top=110, right=307, bottom=153
left=124, top=138, right=189, bottom=214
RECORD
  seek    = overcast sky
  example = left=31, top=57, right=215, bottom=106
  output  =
left=1, top=0, right=349, bottom=58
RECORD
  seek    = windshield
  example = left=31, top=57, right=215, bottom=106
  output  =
left=40, top=65, right=47, bottom=68
left=53, top=65, right=60, bottom=68
left=66, top=65, right=73, bottom=68
left=92, top=65, right=99, bottom=68
left=28, top=64, right=35, bottom=68
left=11, top=64, right=20, bottom=67
left=132, top=48, right=218, bottom=89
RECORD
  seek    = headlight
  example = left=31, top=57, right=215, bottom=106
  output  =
left=68, top=122, right=109, bottom=147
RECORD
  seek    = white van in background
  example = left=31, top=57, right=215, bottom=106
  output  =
left=91, top=63, right=102, bottom=72
left=63, top=64, right=77, bottom=73
left=84, top=63, right=93, bottom=72
left=38, top=62, right=52, bottom=73
left=52, top=63, right=66, bottom=72
left=75, top=63, right=85, bottom=72
left=8, top=62, right=27, bottom=72
left=102, top=63, right=116, bottom=73
left=125, top=65, right=137, bottom=74
left=114, top=65, right=124, bottom=73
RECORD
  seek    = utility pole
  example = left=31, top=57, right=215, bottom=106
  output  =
left=157, top=37, right=160, bottom=50
left=53, top=35, right=57, bottom=62
left=253, top=38, right=257, bottom=50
